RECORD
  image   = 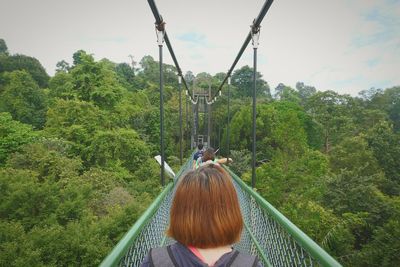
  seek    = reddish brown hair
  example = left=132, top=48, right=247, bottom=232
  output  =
left=202, top=148, right=215, bottom=162
left=167, top=164, right=243, bottom=248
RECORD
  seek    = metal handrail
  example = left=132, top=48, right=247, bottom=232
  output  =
left=224, top=166, right=342, bottom=267
left=99, top=182, right=174, bottom=267
left=100, top=156, right=342, bottom=267
left=99, top=154, right=193, bottom=267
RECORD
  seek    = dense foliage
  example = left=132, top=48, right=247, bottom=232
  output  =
left=0, top=38, right=399, bottom=266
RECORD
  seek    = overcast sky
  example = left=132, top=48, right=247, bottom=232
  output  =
left=1, top=0, right=399, bottom=95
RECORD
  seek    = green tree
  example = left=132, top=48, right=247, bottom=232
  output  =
left=357, top=219, right=400, bottom=266
left=361, top=86, right=400, bottom=132
left=0, top=221, right=41, bottom=266
left=229, top=149, right=251, bottom=176
left=0, top=54, right=49, bottom=88
left=87, top=128, right=150, bottom=172
left=329, top=136, right=381, bottom=176
left=295, top=81, right=316, bottom=104
left=0, top=70, right=47, bottom=128
left=231, top=65, right=271, bottom=99
left=7, top=141, right=82, bottom=182
left=323, top=170, right=390, bottom=226
left=136, top=55, right=178, bottom=88
left=115, top=62, right=136, bottom=91
left=365, top=121, right=400, bottom=194
left=48, top=71, right=75, bottom=99
left=228, top=101, right=308, bottom=163
left=184, top=70, right=195, bottom=84
left=0, top=39, right=8, bottom=55
left=72, top=49, right=87, bottom=66
left=0, top=112, right=37, bottom=165
left=274, top=83, right=301, bottom=104
left=55, top=60, right=70, bottom=73
left=70, top=53, right=124, bottom=109
left=0, top=168, right=59, bottom=229
left=306, top=90, right=355, bottom=153
left=45, top=99, right=106, bottom=157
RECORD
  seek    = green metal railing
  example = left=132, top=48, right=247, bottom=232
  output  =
left=100, top=157, right=342, bottom=267
left=99, top=155, right=193, bottom=267
left=225, top=167, right=342, bottom=267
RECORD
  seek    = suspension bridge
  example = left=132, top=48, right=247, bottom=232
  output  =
left=100, top=0, right=342, bottom=266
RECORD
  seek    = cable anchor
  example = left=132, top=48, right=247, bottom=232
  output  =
left=250, top=20, right=261, bottom=49
left=155, top=18, right=166, bottom=46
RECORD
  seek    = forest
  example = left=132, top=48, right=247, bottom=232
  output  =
left=0, top=38, right=399, bottom=266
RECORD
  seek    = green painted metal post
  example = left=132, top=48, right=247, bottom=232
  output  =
left=156, top=23, right=165, bottom=186
left=178, top=75, right=183, bottom=165
left=251, top=25, right=260, bottom=188
left=227, top=77, right=231, bottom=164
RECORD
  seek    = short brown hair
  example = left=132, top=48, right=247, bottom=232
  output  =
left=167, top=164, right=243, bottom=248
left=202, top=148, right=215, bottom=162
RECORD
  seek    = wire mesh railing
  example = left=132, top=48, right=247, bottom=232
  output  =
left=99, top=155, right=193, bottom=267
left=225, top=167, right=341, bottom=267
left=100, top=157, right=341, bottom=267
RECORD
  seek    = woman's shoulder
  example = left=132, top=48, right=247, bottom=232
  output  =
left=141, top=244, right=263, bottom=267
left=140, top=243, right=204, bottom=267
left=215, top=249, right=263, bottom=267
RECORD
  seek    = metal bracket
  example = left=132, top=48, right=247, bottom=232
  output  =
left=155, top=19, right=166, bottom=46
left=251, top=20, right=261, bottom=49
left=191, top=95, right=199, bottom=105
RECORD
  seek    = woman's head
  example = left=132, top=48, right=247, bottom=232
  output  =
left=202, top=147, right=215, bottom=162
left=167, top=164, right=243, bottom=248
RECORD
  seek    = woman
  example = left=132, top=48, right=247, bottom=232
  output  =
left=195, top=147, right=232, bottom=169
left=141, top=164, right=262, bottom=267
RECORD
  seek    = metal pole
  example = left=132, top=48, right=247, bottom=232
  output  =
left=204, top=97, right=207, bottom=146
left=218, top=126, right=221, bottom=151
left=227, top=77, right=231, bottom=164
left=251, top=25, right=260, bottom=188
left=156, top=23, right=165, bottom=186
left=195, top=101, right=199, bottom=147
left=208, top=103, right=211, bottom=148
left=191, top=102, right=196, bottom=149
left=178, top=75, right=183, bottom=165
left=185, top=90, right=189, bottom=152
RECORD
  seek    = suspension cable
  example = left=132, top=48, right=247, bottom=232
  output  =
left=148, top=0, right=274, bottom=183
left=211, top=0, right=274, bottom=100
left=147, top=0, right=195, bottom=101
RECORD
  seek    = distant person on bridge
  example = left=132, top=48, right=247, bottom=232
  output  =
left=195, top=147, right=232, bottom=169
left=141, top=164, right=262, bottom=267
left=192, top=143, right=204, bottom=169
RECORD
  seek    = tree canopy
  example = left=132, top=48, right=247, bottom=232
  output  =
left=0, top=39, right=399, bottom=267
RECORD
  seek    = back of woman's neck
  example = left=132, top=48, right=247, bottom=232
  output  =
left=191, top=246, right=232, bottom=266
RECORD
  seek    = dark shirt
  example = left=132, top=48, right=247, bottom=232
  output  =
left=140, top=242, right=263, bottom=267
left=193, top=150, right=203, bottom=161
